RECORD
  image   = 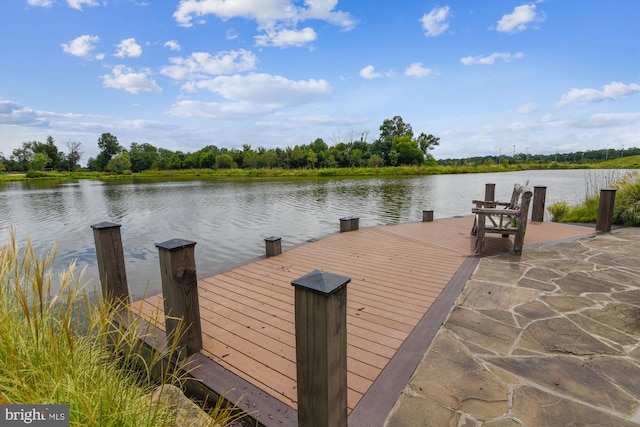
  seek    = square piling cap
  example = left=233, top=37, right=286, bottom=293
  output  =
left=264, top=236, right=281, bottom=242
left=291, top=270, right=351, bottom=295
left=155, top=238, right=197, bottom=251
left=91, top=221, right=121, bottom=230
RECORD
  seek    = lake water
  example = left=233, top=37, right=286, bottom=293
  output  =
left=0, top=169, right=618, bottom=298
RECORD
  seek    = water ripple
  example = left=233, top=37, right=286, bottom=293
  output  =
left=1, top=170, right=599, bottom=296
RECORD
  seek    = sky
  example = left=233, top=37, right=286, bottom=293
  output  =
left=1, top=0, right=639, bottom=164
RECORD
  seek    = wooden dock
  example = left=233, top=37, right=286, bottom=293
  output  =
left=129, top=216, right=596, bottom=426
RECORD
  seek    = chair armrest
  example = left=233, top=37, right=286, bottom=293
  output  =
left=472, top=208, right=521, bottom=215
left=472, top=200, right=510, bottom=207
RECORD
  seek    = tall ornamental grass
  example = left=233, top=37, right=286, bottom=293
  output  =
left=0, top=229, right=244, bottom=426
left=548, top=170, right=640, bottom=226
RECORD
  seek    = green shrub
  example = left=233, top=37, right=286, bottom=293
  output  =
left=560, top=196, right=599, bottom=223
left=25, top=170, right=45, bottom=178
left=549, top=170, right=639, bottom=226
left=548, top=201, right=570, bottom=222
left=613, top=170, right=640, bottom=226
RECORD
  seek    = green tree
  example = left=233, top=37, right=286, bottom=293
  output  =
left=392, top=135, right=424, bottom=165
left=388, top=149, right=399, bottom=166
left=372, top=116, right=413, bottom=164
left=196, top=145, right=220, bottom=168
left=349, top=148, right=364, bottom=167
left=129, top=142, right=159, bottom=172
left=198, top=151, right=215, bottom=169
left=261, top=149, right=278, bottom=168
left=243, top=149, right=259, bottom=169
left=416, top=133, right=440, bottom=156
left=307, top=149, right=318, bottom=168
left=91, top=133, right=122, bottom=171
left=31, top=136, right=60, bottom=170
left=367, top=154, right=385, bottom=167
left=167, top=152, right=185, bottom=169
left=183, top=154, right=196, bottom=169
left=64, top=141, right=83, bottom=171
left=215, top=153, right=234, bottom=169
left=11, top=142, right=34, bottom=171
left=289, top=146, right=306, bottom=168
left=30, top=152, right=50, bottom=171
left=106, top=150, right=132, bottom=173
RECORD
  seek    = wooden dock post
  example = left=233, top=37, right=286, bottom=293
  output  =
left=596, top=188, right=617, bottom=232
left=422, top=210, right=434, bottom=222
left=292, top=270, right=350, bottom=427
left=91, top=222, right=130, bottom=307
left=155, top=238, right=203, bottom=356
left=340, top=216, right=359, bottom=232
left=264, top=236, right=282, bottom=257
left=531, top=186, right=547, bottom=222
left=485, top=183, right=496, bottom=202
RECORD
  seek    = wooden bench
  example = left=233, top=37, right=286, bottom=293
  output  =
left=471, top=183, right=533, bottom=255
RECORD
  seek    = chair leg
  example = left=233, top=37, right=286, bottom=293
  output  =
left=475, top=215, right=485, bottom=253
left=513, top=229, right=525, bottom=256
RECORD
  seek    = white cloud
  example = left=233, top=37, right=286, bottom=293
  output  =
left=114, top=38, right=142, bottom=58
left=160, top=50, right=258, bottom=80
left=167, top=73, right=332, bottom=119
left=61, top=35, right=101, bottom=58
left=420, top=6, right=451, bottom=37
left=184, top=73, right=331, bottom=107
left=67, top=0, right=98, bottom=10
left=517, top=103, right=538, bottom=114
left=579, top=112, right=640, bottom=128
left=359, top=65, right=382, bottom=80
left=164, top=40, right=181, bottom=51
left=461, top=52, right=524, bottom=65
left=405, top=63, right=433, bottom=78
left=173, top=0, right=356, bottom=51
left=26, top=0, right=53, bottom=6
left=27, top=0, right=98, bottom=9
left=101, top=65, right=162, bottom=94
left=255, top=27, right=317, bottom=47
left=555, top=82, right=640, bottom=107
left=496, top=3, right=544, bottom=34
left=166, top=100, right=276, bottom=119
left=0, top=99, right=49, bottom=127
left=172, top=0, right=355, bottom=42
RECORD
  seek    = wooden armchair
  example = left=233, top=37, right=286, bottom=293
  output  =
left=471, top=184, right=533, bottom=255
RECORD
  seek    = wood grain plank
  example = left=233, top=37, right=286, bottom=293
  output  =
left=130, top=216, right=595, bottom=423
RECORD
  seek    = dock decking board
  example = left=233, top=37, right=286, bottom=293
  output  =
left=130, top=216, right=596, bottom=425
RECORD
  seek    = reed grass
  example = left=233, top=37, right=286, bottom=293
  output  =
left=548, top=170, right=640, bottom=226
left=612, top=170, right=640, bottom=226
left=0, top=228, right=245, bottom=426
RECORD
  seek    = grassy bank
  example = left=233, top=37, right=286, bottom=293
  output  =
left=2, top=155, right=638, bottom=182
left=0, top=230, right=243, bottom=426
left=548, top=170, right=640, bottom=226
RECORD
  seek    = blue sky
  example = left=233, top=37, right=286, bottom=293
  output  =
left=1, top=0, right=638, bottom=163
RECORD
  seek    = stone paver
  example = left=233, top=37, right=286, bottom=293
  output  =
left=385, top=228, right=640, bottom=427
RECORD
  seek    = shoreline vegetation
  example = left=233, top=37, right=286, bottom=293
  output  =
left=0, top=230, right=245, bottom=426
left=1, top=154, right=638, bottom=182
left=548, top=169, right=640, bottom=227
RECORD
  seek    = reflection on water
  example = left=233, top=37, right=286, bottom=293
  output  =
left=0, top=170, right=602, bottom=298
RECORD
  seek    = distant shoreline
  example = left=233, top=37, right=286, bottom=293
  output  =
left=1, top=155, right=637, bottom=183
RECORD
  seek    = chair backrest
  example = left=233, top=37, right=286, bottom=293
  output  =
left=518, top=189, right=533, bottom=220
left=509, top=182, right=530, bottom=209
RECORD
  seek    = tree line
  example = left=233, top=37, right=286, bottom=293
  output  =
left=439, top=146, right=640, bottom=167
left=0, top=116, right=440, bottom=173
left=1, top=136, right=83, bottom=173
